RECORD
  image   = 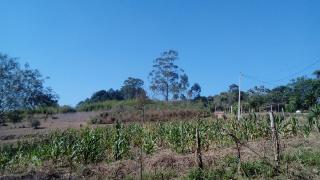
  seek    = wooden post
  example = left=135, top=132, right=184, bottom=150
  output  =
left=140, top=144, right=143, bottom=180
left=236, top=140, right=241, bottom=175
left=227, top=132, right=242, bottom=175
left=195, top=127, right=203, bottom=170
left=142, top=105, right=145, bottom=123
left=269, top=112, right=280, bottom=172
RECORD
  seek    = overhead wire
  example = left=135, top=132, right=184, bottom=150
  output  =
left=242, top=58, right=320, bottom=87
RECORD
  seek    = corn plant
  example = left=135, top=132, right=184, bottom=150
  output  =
left=143, top=131, right=156, bottom=155
left=308, top=105, right=320, bottom=133
left=77, top=128, right=105, bottom=164
left=113, top=121, right=130, bottom=160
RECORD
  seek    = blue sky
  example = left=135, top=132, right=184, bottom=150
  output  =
left=1, top=0, right=320, bottom=106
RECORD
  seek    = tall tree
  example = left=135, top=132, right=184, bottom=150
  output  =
left=248, top=86, right=270, bottom=111
left=149, top=50, right=189, bottom=101
left=121, top=77, right=146, bottom=99
left=229, top=84, right=239, bottom=93
left=0, top=53, right=58, bottom=123
left=175, top=73, right=189, bottom=100
left=188, top=83, right=201, bottom=99
left=228, top=84, right=239, bottom=106
left=313, top=70, right=320, bottom=79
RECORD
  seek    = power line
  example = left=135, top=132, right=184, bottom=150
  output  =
left=272, top=59, right=320, bottom=83
left=242, top=58, right=320, bottom=87
left=242, top=74, right=276, bottom=86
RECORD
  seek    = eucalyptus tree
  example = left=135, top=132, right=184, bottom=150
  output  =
left=313, top=70, right=320, bottom=79
left=149, top=50, right=189, bottom=101
left=188, top=83, right=201, bottom=100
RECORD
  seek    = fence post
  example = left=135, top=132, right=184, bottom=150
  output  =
left=269, top=112, right=280, bottom=172
left=140, top=144, right=143, bottom=180
left=195, top=127, right=204, bottom=170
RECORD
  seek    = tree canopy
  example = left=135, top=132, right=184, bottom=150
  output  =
left=0, top=53, right=58, bottom=122
left=120, top=77, right=146, bottom=100
left=149, top=50, right=189, bottom=101
left=210, top=72, right=320, bottom=112
left=188, top=83, right=201, bottom=99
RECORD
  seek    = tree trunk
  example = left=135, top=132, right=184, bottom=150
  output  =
left=165, top=82, right=169, bottom=101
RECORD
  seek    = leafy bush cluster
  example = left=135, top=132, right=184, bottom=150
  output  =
left=188, top=156, right=275, bottom=179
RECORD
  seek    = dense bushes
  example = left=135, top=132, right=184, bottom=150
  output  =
left=3, top=110, right=24, bottom=124
left=32, top=105, right=76, bottom=115
left=76, top=99, right=139, bottom=112
left=76, top=99, right=208, bottom=112
left=90, top=109, right=208, bottom=124
left=188, top=156, right=274, bottom=179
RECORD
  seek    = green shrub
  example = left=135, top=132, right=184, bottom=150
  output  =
left=284, top=149, right=320, bottom=167
left=241, top=161, right=274, bottom=177
left=59, top=105, right=76, bottom=113
left=5, top=110, right=24, bottom=123
left=30, top=119, right=41, bottom=129
left=143, top=132, right=156, bottom=155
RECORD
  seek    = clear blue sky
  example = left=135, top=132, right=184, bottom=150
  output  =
left=1, top=0, right=320, bottom=106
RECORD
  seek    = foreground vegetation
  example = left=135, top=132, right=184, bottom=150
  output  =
left=1, top=108, right=320, bottom=179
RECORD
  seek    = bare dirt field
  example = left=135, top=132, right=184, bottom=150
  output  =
left=0, top=112, right=100, bottom=145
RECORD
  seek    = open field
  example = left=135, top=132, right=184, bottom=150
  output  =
left=0, top=112, right=100, bottom=145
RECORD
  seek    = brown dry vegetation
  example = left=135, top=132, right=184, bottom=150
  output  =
left=90, top=109, right=209, bottom=124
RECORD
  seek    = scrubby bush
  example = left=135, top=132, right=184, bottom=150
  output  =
left=5, top=110, right=24, bottom=123
left=30, top=119, right=41, bottom=129
left=59, top=105, right=76, bottom=113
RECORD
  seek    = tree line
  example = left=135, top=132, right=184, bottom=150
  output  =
left=1, top=50, right=320, bottom=125
left=77, top=50, right=202, bottom=107
left=210, top=72, right=320, bottom=113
